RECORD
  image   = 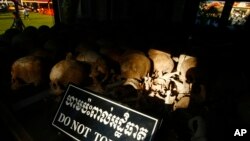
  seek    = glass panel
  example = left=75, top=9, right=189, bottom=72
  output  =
left=228, top=2, right=250, bottom=28
left=0, top=0, right=55, bottom=35
left=195, top=0, right=225, bottom=27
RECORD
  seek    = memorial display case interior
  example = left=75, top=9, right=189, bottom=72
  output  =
left=0, top=0, right=250, bottom=141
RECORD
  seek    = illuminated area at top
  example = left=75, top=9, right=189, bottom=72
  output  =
left=195, top=1, right=225, bottom=27
left=228, top=2, right=250, bottom=27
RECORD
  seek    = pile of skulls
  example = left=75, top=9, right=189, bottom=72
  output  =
left=143, top=49, right=205, bottom=111
left=9, top=42, right=206, bottom=111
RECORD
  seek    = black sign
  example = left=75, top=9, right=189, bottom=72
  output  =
left=52, top=84, right=159, bottom=141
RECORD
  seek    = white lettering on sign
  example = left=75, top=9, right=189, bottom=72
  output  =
left=52, top=84, right=159, bottom=141
left=64, top=94, right=149, bottom=140
left=70, top=120, right=92, bottom=137
left=57, top=112, right=92, bottom=138
left=94, top=132, right=113, bottom=141
left=58, top=113, right=71, bottom=126
left=234, top=129, right=247, bottom=136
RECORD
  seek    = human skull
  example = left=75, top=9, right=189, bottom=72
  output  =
left=76, top=50, right=109, bottom=84
left=120, top=52, right=151, bottom=90
left=177, top=54, right=198, bottom=83
left=76, top=50, right=101, bottom=63
left=11, top=56, right=47, bottom=90
left=49, top=58, right=91, bottom=95
left=148, top=48, right=175, bottom=77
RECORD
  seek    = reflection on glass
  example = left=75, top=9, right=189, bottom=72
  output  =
left=195, top=0, right=225, bottom=27
left=228, top=2, right=250, bottom=27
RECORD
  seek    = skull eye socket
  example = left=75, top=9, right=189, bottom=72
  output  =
left=52, top=82, right=57, bottom=89
left=58, top=83, right=66, bottom=90
left=12, top=78, right=16, bottom=83
left=51, top=82, right=66, bottom=90
left=12, top=77, right=26, bottom=85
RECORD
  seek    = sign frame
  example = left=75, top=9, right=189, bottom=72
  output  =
left=52, top=84, right=159, bottom=141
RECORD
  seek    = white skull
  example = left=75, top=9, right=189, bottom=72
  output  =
left=148, top=48, right=175, bottom=77
left=177, top=54, right=198, bottom=83
left=120, top=52, right=151, bottom=89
